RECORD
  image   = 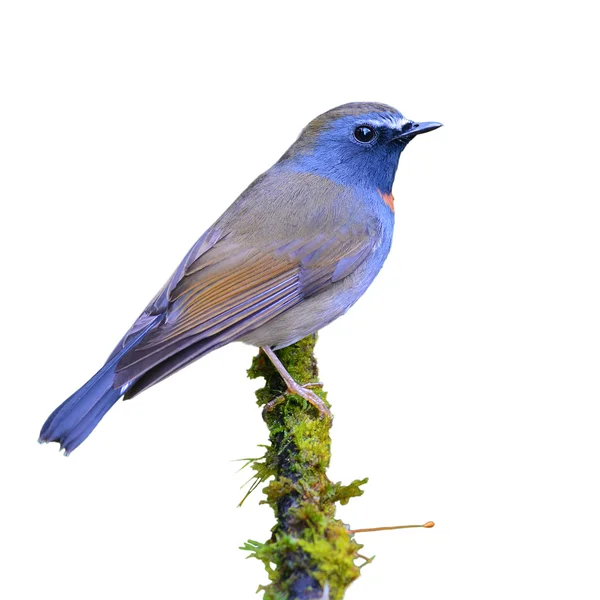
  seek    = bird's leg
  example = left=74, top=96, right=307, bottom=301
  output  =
left=261, top=346, right=332, bottom=419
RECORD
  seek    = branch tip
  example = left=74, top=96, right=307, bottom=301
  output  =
left=349, top=521, right=435, bottom=534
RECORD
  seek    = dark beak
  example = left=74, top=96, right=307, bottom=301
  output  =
left=394, top=120, right=443, bottom=142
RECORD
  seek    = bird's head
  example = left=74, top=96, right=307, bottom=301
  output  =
left=279, top=102, right=442, bottom=194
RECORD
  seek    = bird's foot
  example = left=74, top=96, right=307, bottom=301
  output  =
left=287, top=380, right=331, bottom=418
left=263, top=381, right=331, bottom=419
left=260, top=345, right=331, bottom=419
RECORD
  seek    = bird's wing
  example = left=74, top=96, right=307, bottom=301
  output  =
left=112, top=220, right=377, bottom=389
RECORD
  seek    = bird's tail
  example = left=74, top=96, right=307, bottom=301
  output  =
left=39, top=320, right=157, bottom=455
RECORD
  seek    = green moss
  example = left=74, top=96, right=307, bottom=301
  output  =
left=242, top=335, right=368, bottom=600
left=325, top=478, right=368, bottom=506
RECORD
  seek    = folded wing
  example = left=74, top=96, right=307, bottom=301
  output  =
left=111, top=221, right=376, bottom=396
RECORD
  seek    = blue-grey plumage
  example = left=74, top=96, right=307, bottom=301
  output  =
left=39, top=102, right=442, bottom=454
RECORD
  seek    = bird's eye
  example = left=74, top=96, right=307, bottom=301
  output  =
left=353, top=126, right=376, bottom=144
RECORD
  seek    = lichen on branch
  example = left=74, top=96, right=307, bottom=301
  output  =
left=242, top=334, right=368, bottom=600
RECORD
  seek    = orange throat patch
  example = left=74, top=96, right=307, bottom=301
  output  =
left=378, top=190, right=395, bottom=213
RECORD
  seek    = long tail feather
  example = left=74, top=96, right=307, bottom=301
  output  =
left=39, top=319, right=158, bottom=454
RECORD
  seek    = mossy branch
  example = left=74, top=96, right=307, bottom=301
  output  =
left=243, top=334, right=368, bottom=600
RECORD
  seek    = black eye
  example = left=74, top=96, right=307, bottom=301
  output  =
left=353, top=126, right=375, bottom=143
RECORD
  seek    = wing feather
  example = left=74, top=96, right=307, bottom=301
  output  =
left=113, top=218, right=377, bottom=389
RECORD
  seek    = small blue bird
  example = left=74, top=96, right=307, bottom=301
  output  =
left=39, top=102, right=441, bottom=454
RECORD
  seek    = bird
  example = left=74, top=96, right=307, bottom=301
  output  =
left=39, top=102, right=442, bottom=454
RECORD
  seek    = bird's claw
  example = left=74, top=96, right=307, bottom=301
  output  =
left=262, top=383, right=331, bottom=419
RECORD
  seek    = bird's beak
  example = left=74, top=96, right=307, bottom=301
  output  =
left=394, top=121, right=443, bottom=142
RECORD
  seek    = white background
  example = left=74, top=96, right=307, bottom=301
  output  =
left=1, top=1, right=598, bottom=599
